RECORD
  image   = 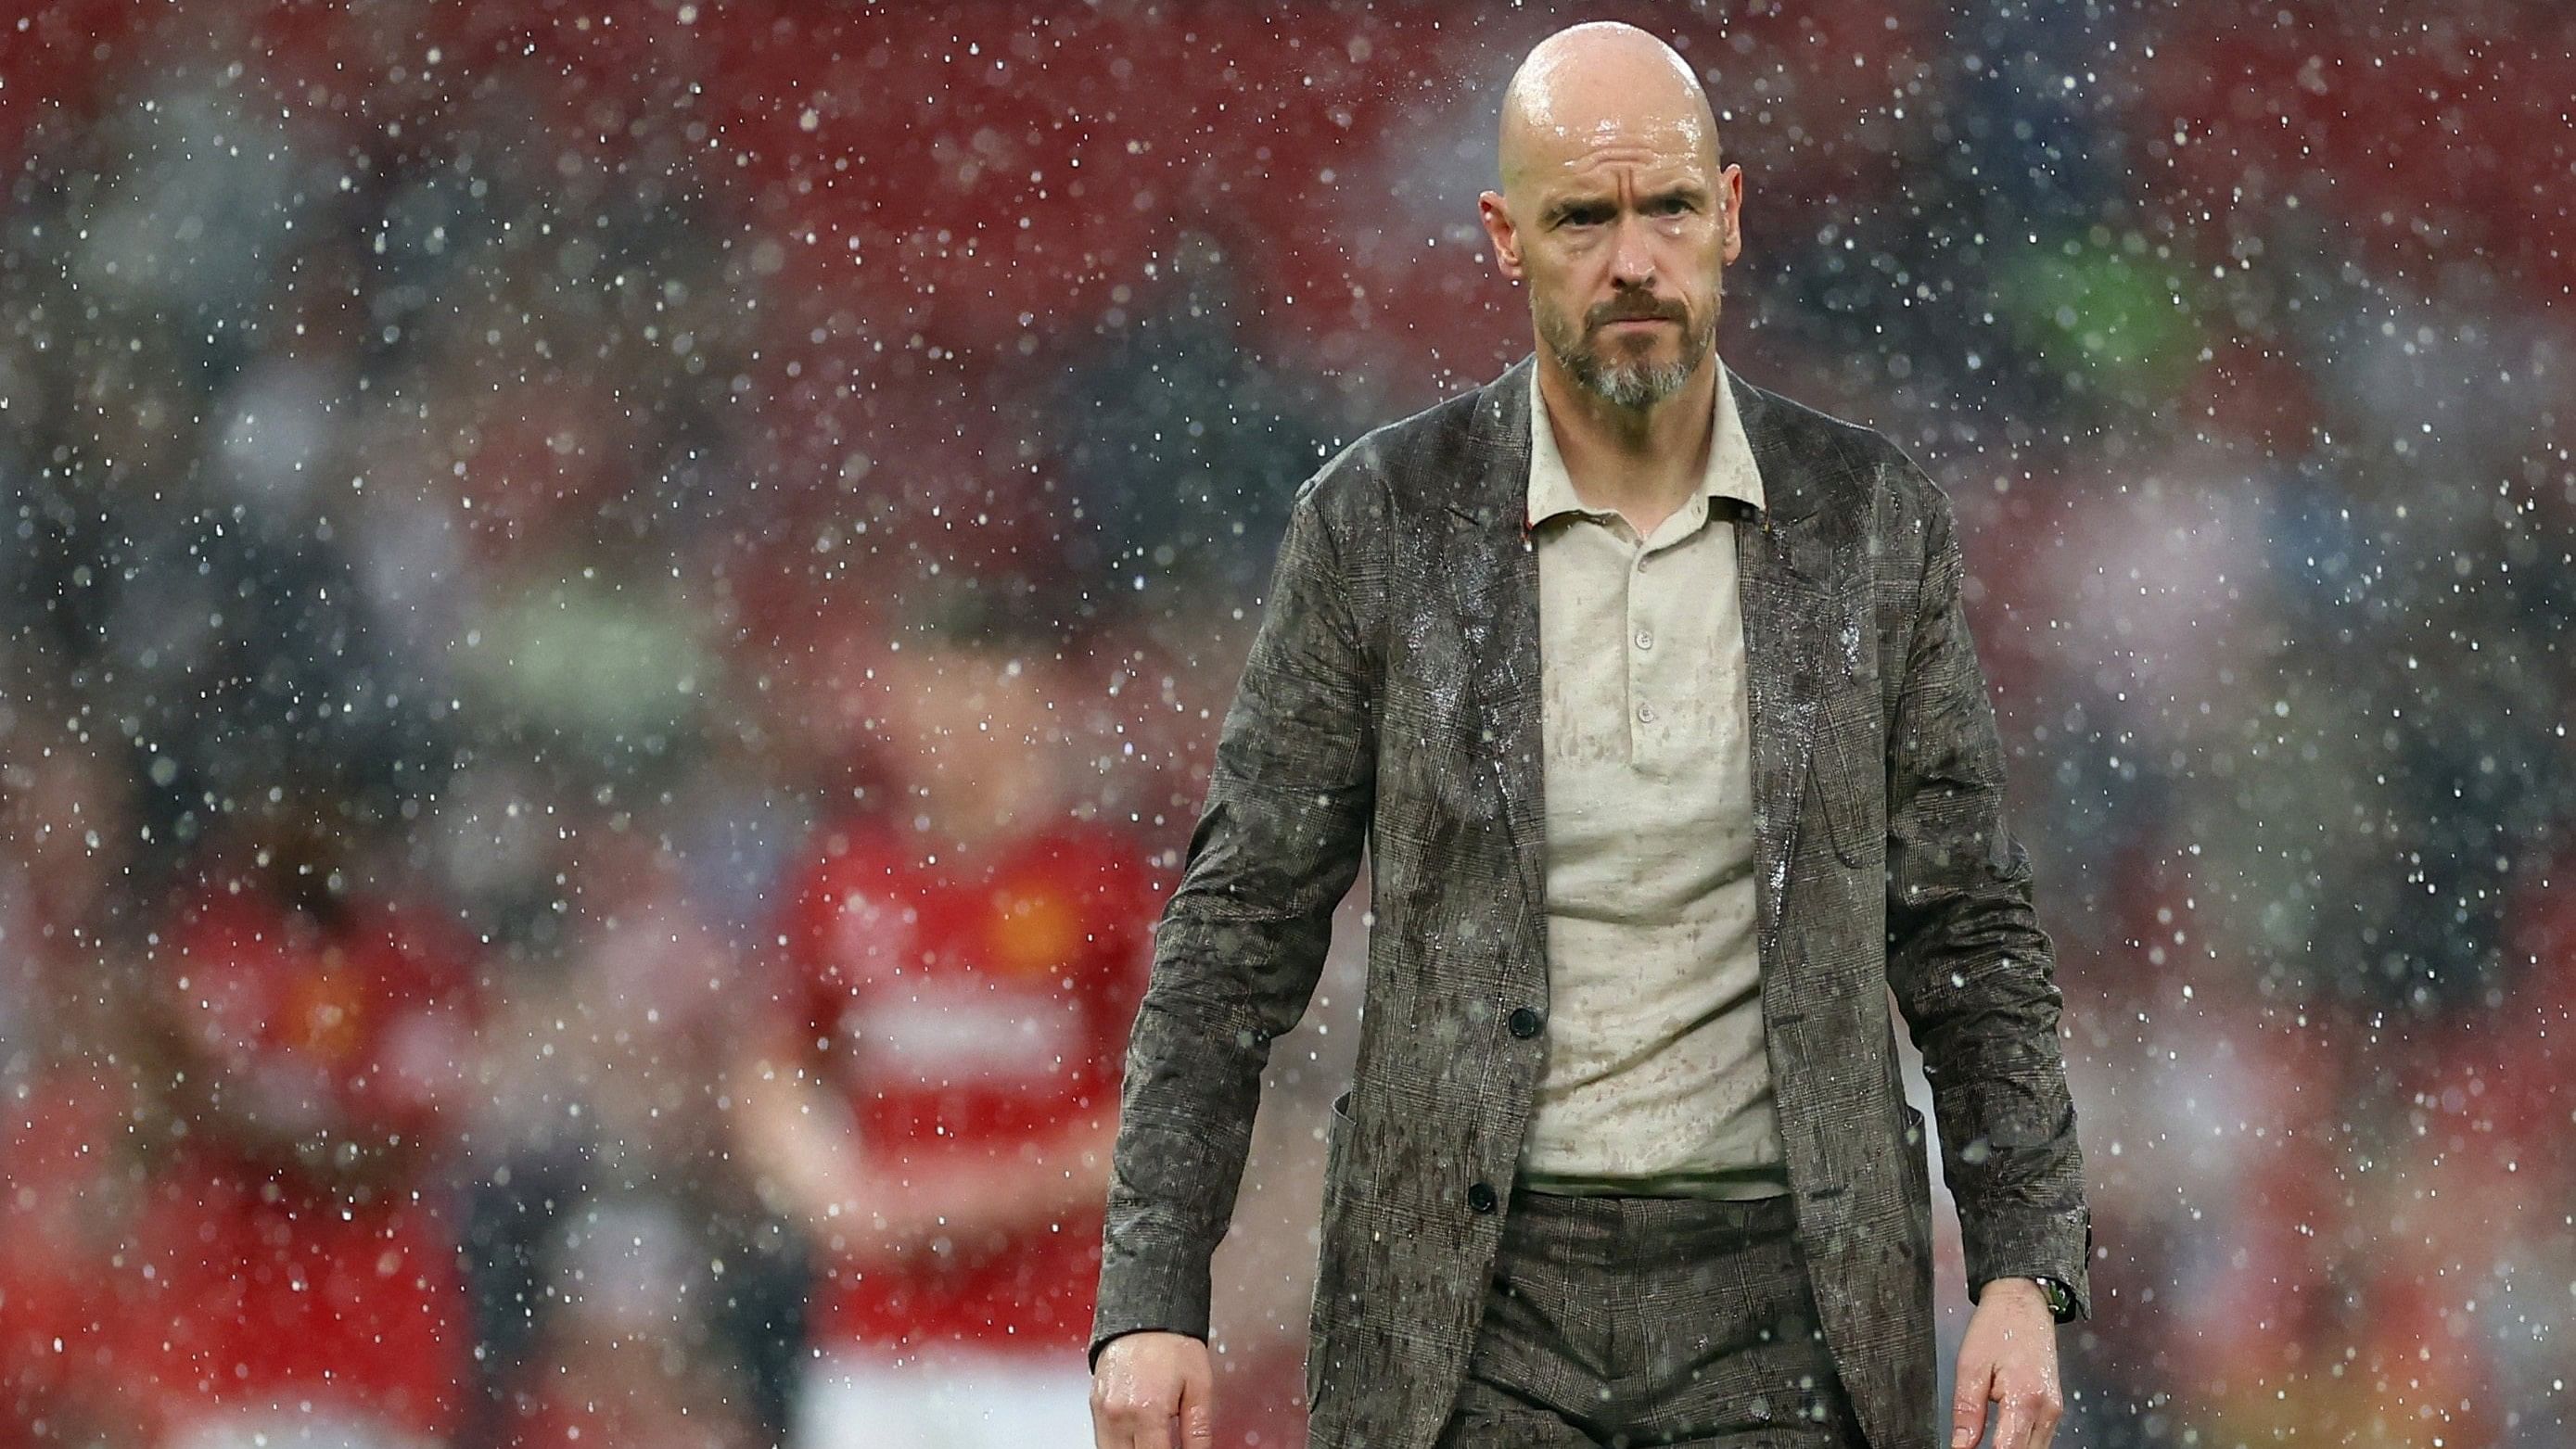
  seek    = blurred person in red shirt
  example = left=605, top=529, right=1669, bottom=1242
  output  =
left=740, top=599, right=1164, bottom=1449
left=120, top=786, right=485, bottom=1448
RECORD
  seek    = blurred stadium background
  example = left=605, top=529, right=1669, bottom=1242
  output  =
left=2, top=2, right=2570, bottom=1445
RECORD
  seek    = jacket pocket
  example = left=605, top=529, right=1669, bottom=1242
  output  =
left=1323, top=1088, right=1355, bottom=1192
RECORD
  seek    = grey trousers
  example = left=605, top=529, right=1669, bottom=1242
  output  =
left=1433, top=1182, right=1868, bottom=1448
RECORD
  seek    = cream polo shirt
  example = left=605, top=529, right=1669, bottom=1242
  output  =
left=1516, top=358, right=1792, bottom=1200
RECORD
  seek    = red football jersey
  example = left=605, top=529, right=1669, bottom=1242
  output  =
left=783, top=814, right=1161, bottom=1354
left=121, top=883, right=481, bottom=1440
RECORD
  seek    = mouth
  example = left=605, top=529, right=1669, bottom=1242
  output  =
left=1601, top=317, right=1675, bottom=332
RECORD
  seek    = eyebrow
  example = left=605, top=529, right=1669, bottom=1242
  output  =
left=1541, top=183, right=1710, bottom=225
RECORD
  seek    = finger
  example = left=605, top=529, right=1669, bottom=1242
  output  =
left=2034, top=1399, right=2062, bottom=1449
left=1951, top=1356, right=1994, bottom=1447
left=1093, top=1386, right=1169, bottom=1449
left=1179, top=1355, right=1218, bottom=1449
left=1088, top=1374, right=1129, bottom=1449
left=1991, top=1392, right=2032, bottom=1449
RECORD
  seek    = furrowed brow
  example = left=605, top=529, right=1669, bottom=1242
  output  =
left=1541, top=194, right=1611, bottom=226
left=1542, top=182, right=1707, bottom=225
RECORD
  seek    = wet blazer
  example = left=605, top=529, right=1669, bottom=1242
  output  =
left=1091, top=350, right=2092, bottom=1449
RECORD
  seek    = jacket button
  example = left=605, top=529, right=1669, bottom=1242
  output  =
left=1466, top=1181, right=1498, bottom=1214
left=1508, top=1007, right=1541, bottom=1039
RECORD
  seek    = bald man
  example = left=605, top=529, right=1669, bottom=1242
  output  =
left=1091, top=21, right=2090, bottom=1449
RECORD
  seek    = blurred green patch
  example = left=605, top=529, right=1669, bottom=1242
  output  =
left=1996, top=228, right=2202, bottom=403
left=457, top=569, right=714, bottom=759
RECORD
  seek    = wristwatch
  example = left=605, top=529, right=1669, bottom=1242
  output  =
left=2032, top=1276, right=2075, bottom=1323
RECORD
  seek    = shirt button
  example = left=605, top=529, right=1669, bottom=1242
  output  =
left=1637, top=702, right=1656, bottom=724
left=1635, top=629, right=1653, bottom=650
left=1466, top=1181, right=1498, bottom=1214
left=1508, top=1006, right=1542, bottom=1038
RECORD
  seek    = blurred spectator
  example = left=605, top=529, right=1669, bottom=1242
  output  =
left=738, top=596, right=1161, bottom=1449
left=461, top=824, right=805, bottom=1449
left=121, top=789, right=484, bottom=1446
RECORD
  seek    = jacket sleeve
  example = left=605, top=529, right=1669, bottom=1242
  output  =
left=1090, top=471, right=1378, bottom=1370
left=1879, top=453, right=2094, bottom=1322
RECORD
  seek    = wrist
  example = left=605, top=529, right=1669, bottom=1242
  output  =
left=2009, top=1276, right=2071, bottom=1317
left=1996, top=1274, right=2075, bottom=1322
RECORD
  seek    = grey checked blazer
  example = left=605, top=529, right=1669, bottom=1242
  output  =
left=1092, top=351, right=2093, bottom=1449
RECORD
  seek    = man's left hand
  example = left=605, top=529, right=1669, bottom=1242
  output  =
left=1950, top=1277, right=2062, bottom=1448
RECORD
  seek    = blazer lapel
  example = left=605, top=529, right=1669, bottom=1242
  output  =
left=1728, top=370, right=1840, bottom=960
left=1444, top=354, right=1549, bottom=923
left=1441, top=355, right=1842, bottom=957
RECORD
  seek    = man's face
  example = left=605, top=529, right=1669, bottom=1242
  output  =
left=1483, top=118, right=1741, bottom=409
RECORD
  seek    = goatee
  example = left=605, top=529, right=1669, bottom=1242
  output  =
left=1539, top=285, right=1720, bottom=410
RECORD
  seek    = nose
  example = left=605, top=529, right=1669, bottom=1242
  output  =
left=1609, top=213, right=1656, bottom=290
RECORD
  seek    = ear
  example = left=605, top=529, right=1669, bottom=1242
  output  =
left=1477, top=191, right=1524, bottom=282
left=1717, top=164, right=1744, bottom=267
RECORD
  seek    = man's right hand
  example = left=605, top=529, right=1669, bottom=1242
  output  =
left=1090, top=1330, right=1216, bottom=1449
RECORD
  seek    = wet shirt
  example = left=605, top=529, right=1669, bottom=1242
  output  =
left=1517, top=358, right=1792, bottom=1200
left=783, top=814, right=1157, bottom=1354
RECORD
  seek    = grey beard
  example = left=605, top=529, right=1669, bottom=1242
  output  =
left=1543, top=313, right=1713, bottom=410
left=1563, top=348, right=1692, bottom=408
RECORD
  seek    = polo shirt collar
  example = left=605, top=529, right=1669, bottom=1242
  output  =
left=1525, top=356, right=1768, bottom=527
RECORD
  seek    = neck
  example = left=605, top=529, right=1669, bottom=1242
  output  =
left=1535, top=351, right=1718, bottom=519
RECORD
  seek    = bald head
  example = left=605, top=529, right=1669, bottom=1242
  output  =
left=1498, top=22, right=1718, bottom=202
